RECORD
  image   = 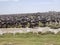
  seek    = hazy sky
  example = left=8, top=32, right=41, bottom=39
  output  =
left=0, top=0, right=60, bottom=14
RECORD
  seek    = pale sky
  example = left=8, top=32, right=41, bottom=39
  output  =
left=0, top=0, right=60, bottom=14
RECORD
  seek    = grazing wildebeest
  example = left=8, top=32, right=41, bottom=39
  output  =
left=39, top=18, right=47, bottom=27
left=20, top=16, right=28, bottom=28
left=29, top=18, right=39, bottom=28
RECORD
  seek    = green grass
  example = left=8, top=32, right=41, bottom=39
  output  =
left=0, top=33, right=60, bottom=45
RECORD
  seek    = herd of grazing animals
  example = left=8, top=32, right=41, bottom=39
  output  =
left=0, top=11, right=60, bottom=28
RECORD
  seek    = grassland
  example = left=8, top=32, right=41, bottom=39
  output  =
left=0, top=33, right=60, bottom=45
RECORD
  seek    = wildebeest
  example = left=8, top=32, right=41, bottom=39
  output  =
left=0, top=12, right=60, bottom=28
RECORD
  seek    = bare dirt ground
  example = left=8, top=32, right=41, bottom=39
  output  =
left=0, top=27, right=60, bottom=34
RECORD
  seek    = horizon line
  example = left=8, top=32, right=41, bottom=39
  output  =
left=0, top=11, right=60, bottom=15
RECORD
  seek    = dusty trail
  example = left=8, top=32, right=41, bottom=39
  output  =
left=0, top=27, right=60, bottom=35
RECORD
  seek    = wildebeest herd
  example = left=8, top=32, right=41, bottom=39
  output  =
left=0, top=11, right=60, bottom=28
